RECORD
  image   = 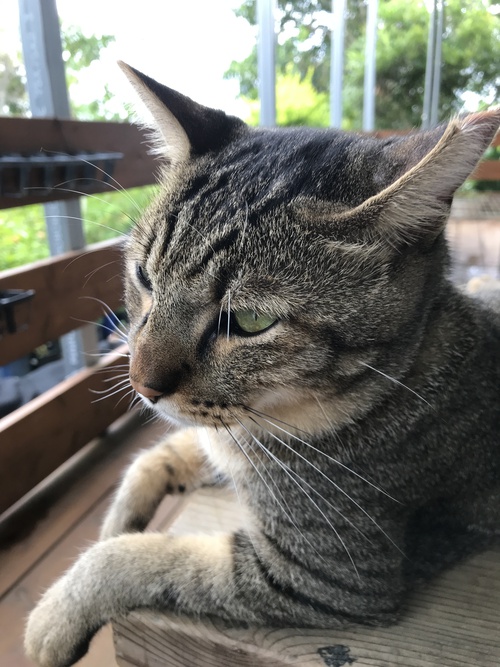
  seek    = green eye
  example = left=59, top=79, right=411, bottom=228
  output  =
left=233, top=310, right=278, bottom=334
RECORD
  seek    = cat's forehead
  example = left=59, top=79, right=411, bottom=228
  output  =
left=180, top=127, right=385, bottom=214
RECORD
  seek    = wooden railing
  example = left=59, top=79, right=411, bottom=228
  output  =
left=0, top=118, right=157, bottom=516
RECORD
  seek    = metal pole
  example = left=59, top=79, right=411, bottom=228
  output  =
left=19, top=0, right=97, bottom=374
left=429, top=0, right=443, bottom=127
left=257, top=0, right=276, bottom=126
left=363, top=0, right=378, bottom=131
left=330, top=0, right=346, bottom=128
left=422, top=0, right=436, bottom=128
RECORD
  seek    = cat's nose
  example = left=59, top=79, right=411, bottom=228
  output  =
left=130, top=379, right=164, bottom=403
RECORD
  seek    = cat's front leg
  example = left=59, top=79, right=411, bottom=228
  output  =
left=25, top=532, right=237, bottom=667
left=100, top=427, right=216, bottom=539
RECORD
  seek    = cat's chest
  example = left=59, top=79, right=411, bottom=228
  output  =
left=197, top=427, right=252, bottom=480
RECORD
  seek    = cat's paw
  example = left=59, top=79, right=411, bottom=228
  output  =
left=100, top=430, right=206, bottom=539
left=25, top=577, right=96, bottom=667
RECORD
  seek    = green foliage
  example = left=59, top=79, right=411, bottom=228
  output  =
left=0, top=25, right=121, bottom=120
left=226, top=0, right=500, bottom=130
left=245, top=68, right=329, bottom=126
left=0, top=187, right=156, bottom=271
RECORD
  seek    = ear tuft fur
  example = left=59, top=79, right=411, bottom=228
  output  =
left=340, top=110, right=500, bottom=246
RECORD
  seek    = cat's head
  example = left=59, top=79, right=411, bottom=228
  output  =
left=120, top=63, right=500, bottom=433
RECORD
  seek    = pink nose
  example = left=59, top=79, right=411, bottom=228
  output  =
left=130, top=378, right=163, bottom=401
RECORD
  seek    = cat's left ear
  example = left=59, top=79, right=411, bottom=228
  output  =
left=118, top=61, right=245, bottom=165
left=342, top=110, right=500, bottom=246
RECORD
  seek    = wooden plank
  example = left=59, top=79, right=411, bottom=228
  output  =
left=0, top=492, right=119, bottom=667
left=0, top=117, right=159, bottom=209
left=0, top=238, right=124, bottom=366
left=114, top=487, right=500, bottom=667
left=0, top=344, right=131, bottom=514
left=0, top=415, right=169, bottom=598
left=0, top=419, right=172, bottom=667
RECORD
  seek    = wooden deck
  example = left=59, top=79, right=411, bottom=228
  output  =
left=0, top=412, right=169, bottom=667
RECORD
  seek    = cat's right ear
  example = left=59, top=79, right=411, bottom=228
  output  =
left=118, top=61, right=245, bottom=165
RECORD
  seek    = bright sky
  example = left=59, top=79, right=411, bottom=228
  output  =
left=2, top=0, right=256, bottom=118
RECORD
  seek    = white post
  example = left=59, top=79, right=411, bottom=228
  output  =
left=257, top=0, right=276, bottom=126
left=19, top=0, right=98, bottom=374
left=362, top=0, right=378, bottom=131
left=330, top=0, right=346, bottom=128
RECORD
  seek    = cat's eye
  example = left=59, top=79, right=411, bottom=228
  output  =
left=232, top=310, right=278, bottom=335
left=136, top=263, right=152, bottom=291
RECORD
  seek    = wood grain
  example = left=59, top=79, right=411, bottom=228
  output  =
left=0, top=238, right=124, bottom=366
left=114, top=487, right=500, bottom=667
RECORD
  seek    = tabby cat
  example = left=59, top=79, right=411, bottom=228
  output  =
left=25, top=63, right=500, bottom=667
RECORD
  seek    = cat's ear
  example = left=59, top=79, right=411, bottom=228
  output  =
left=118, top=61, right=245, bottom=165
left=342, top=110, right=500, bottom=246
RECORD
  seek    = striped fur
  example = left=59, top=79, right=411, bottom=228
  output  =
left=25, top=68, right=500, bottom=667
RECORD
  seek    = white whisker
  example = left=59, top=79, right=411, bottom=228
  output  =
left=249, top=413, right=404, bottom=557
left=359, top=362, right=432, bottom=407
left=233, top=416, right=350, bottom=571
left=247, top=407, right=399, bottom=503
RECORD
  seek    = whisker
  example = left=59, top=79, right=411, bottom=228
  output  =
left=102, top=373, right=130, bottom=383
left=249, top=414, right=404, bottom=557
left=89, top=378, right=130, bottom=395
left=231, top=417, right=346, bottom=570
left=227, top=289, right=231, bottom=341
left=247, top=407, right=399, bottom=503
left=41, top=212, right=126, bottom=237
left=80, top=296, right=129, bottom=336
left=222, top=421, right=318, bottom=555
left=91, top=384, right=130, bottom=402
left=359, top=362, right=432, bottom=407
left=246, top=417, right=373, bottom=545
left=70, top=315, right=128, bottom=343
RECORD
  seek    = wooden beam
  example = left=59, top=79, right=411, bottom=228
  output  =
left=0, top=118, right=159, bottom=209
left=113, top=487, right=500, bottom=667
left=0, top=238, right=124, bottom=366
left=0, top=344, right=131, bottom=514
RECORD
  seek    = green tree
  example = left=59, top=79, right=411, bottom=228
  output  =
left=226, top=0, right=500, bottom=129
left=0, top=25, right=121, bottom=120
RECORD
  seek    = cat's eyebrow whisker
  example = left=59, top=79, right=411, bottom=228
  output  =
left=42, top=212, right=127, bottom=237
left=51, top=175, right=142, bottom=218
left=247, top=407, right=399, bottom=503
left=33, top=185, right=136, bottom=226
left=82, top=261, right=120, bottom=288
left=249, top=414, right=405, bottom=558
left=359, top=362, right=432, bottom=408
left=40, top=149, right=143, bottom=215
left=79, top=296, right=130, bottom=336
left=239, top=202, right=249, bottom=250
left=233, top=415, right=358, bottom=575
left=217, top=301, right=224, bottom=337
